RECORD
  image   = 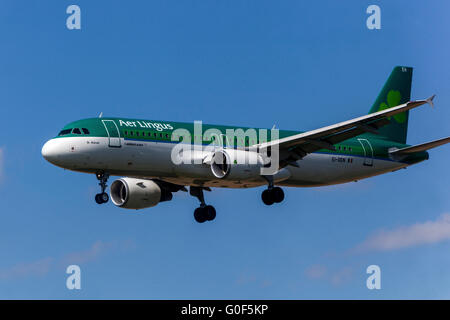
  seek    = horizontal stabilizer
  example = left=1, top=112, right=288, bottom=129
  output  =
left=389, top=136, right=450, bottom=155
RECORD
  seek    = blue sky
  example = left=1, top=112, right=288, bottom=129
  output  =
left=0, top=0, right=449, bottom=299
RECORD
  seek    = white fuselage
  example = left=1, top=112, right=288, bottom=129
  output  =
left=41, top=136, right=407, bottom=188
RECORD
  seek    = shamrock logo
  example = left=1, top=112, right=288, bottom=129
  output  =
left=377, top=90, right=406, bottom=123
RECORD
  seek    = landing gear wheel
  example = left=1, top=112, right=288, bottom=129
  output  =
left=95, top=194, right=103, bottom=204
left=100, top=192, right=109, bottom=203
left=261, top=186, right=284, bottom=205
left=205, top=205, right=216, bottom=221
left=95, top=192, right=109, bottom=204
left=95, top=172, right=110, bottom=205
left=194, top=207, right=207, bottom=223
left=262, top=189, right=275, bottom=206
left=190, top=187, right=216, bottom=223
left=272, top=187, right=284, bottom=203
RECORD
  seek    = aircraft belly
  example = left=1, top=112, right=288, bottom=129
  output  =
left=283, top=153, right=405, bottom=187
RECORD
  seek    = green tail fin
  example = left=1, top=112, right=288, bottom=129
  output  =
left=369, top=66, right=413, bottom=144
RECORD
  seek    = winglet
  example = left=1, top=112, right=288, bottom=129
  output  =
left=426, top=94, right=436, bottom=108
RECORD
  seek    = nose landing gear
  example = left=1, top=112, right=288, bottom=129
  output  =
left=95, top=172, right=110, bottom=204
left=190, top=186, right=216, bottom=223
left=261, top=175, right=285, bottom=206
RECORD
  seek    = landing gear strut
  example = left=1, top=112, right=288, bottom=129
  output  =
left=95, top=172, right=110, bottom=204
left=190, top=186, right=216, bottom=223
left=261, top=176, right=285, bottom=206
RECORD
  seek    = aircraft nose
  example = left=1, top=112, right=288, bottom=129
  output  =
left=42, top=139, right=60, bottom=163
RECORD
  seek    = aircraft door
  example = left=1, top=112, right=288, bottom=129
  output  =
left=357, top=138, right=373, bottom=166
left=102, top=120, right=121, bottom=148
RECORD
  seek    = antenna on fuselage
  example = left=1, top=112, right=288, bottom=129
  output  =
left=99, top=112, right=103, bottom=118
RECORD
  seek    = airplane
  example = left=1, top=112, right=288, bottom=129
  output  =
left=42, top=66, right=449, bottom=223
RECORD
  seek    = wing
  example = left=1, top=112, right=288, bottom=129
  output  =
left=256, top=95, right=435, bottom=166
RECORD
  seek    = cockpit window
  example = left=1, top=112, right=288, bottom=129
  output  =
left=58, top=129, right=72, bottom=136
left=82, top=128, right=90, bottom=134
left=72, top=128, right=82, bottom=134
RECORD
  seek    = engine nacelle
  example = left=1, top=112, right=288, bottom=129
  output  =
left=110, top=178, right=172, bottom=210
left=210, top=149, right=264, bottom=180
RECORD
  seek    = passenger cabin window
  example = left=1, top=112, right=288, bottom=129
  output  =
left=58, top=129, right=72, bottom=136
left=82, top=128, right=90, bottom=134
left=72, top=128, right=82, bottom=134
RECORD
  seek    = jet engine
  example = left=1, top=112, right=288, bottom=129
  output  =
left=210, top=149, right=264, bottom=180
left=110, top=178, right=173, bottom=209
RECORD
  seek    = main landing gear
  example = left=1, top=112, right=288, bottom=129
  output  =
left=261, top=176, right=285, bottom=206
left=95, top=172, right=110, bottom=204
left=190, top=186, right=216, bottom=223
